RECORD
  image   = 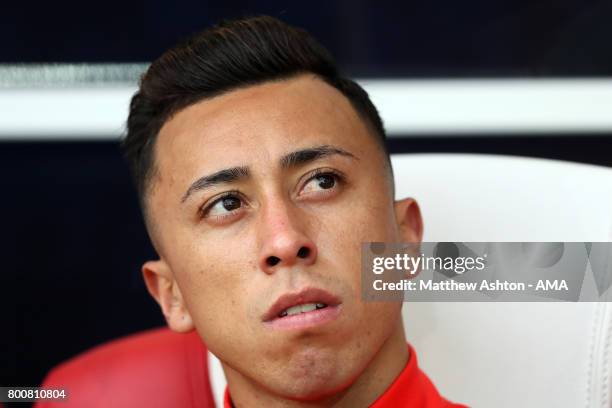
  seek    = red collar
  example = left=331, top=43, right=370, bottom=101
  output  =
left=224, top=344, right=466, bottom=407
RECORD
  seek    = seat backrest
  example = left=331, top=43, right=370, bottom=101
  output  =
left=394, top=153, right=612, bottom=407
left=36, top=328, right=216, bottom=408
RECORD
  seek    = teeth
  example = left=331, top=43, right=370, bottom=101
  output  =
left=279, top=302, right=328, bottom=318
left=287, top=303, right=315, bottom=316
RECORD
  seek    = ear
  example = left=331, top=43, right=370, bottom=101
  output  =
left=394, top=198, right=424, bottom=243
left=142, top=260, right=194, bottom=333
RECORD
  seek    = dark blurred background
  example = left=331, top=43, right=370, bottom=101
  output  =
left=2, top=1, right=611, bottom=403
left=2, top=0, right=612, bottom=75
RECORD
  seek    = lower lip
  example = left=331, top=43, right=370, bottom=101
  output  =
left=264, top=305, right=342, bottom=331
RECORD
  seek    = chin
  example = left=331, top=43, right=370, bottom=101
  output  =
left=274, top=376, right=351, bottom=403
left=267, top=345, right=361, bottom=402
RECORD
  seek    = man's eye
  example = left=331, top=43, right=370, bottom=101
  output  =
left=205, top=195, right=242, bottom=217
left=302, top=173, right=338, bottom=194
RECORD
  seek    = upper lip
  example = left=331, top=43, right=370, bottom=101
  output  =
left=262, top=287, right=341, bottom=322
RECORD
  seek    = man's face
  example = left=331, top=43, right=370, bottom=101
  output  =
left=146, top=74, right=415, bottom=399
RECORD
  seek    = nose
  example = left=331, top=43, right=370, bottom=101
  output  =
left=258, top=199, right=317, bottom=274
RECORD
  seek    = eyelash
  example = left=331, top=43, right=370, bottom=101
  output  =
left=299, top=168, right=345, bottom=195
left=199, top=190, right=244, bottom=220
left=198, top=169, right=345, bottom=221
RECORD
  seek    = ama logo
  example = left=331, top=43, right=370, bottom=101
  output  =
left=535, top=280, right=569, bottom=291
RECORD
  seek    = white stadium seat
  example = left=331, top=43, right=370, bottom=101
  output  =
left=396, top=154, right=612, bottom=408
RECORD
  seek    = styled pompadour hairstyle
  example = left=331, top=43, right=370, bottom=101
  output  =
left=122, top=15, right=388, bottom=212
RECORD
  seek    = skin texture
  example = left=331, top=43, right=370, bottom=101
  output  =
left=142, top=74, right=423, bottom=407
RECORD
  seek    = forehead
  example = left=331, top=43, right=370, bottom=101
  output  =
left=153, top=74, right=378, bottom=189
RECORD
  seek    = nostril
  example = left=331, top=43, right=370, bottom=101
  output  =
left=297, top=247, right=310, bottom=258
left=267, top=256, right=281, bottom=266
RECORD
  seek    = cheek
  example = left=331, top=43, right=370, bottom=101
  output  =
left=353, top=301, right=403, bottom=361
left=317, top=188, right=402, bottom=333
left=317, top=189, right=399, bottom=269
left=168, top=236, right=257, bottom=349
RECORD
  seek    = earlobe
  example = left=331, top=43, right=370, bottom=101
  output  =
left=142, top=260, right=195, bottom=333
left=394, top=198, right=424, bottom=243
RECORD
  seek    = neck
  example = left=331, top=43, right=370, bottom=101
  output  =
left=223, top=319, right=408, bottom=408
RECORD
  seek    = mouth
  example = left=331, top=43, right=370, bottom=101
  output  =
left=262, top=287, right=342, bottom=330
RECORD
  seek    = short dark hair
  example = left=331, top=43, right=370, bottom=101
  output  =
left=122, top=15, right=389, bottom=213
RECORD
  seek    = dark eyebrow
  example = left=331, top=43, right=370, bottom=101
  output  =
left=180, top=145, right=355, bottom=204
left=280, top=145, right=357, bottom=169
left=181, top=166, right=249, bottom=203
